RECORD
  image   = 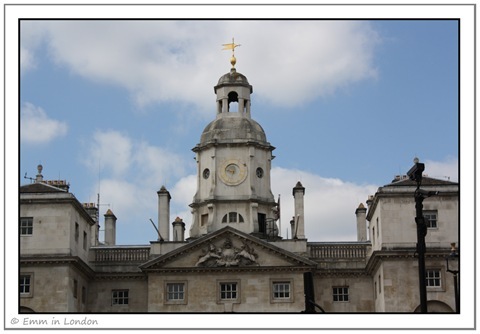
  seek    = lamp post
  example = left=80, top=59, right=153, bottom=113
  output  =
left=446, top=243, right=460, bottom=313
left=407, top=158, right=438, bottom=313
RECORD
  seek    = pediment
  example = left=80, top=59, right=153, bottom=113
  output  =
left=140, top=226, right=315, bottom=271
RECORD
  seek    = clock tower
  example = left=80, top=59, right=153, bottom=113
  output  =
left=189, top=46, right=278, bottom=239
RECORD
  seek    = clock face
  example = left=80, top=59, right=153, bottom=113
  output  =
left=219, top=159, right=248, bottom=185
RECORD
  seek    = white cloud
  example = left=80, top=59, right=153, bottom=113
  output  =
left=20, top=20, right=380, bottom=114
left=84, top=130, right=191, bottom=242
left=20, top=102, right=68, bottom=144
left=271, top=167, right=378, bottom=241
left=424, top=157, right=458, bottom=182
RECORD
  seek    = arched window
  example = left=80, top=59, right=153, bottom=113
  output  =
left=222, top=212, right=244, bottom=223
left=227, top=91, right=239, bottom=112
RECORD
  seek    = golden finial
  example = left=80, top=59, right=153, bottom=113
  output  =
left=222, top=38, right=241, bottom=70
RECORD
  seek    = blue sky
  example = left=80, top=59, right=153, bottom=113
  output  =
left=19, top=19, right=459, bottom=245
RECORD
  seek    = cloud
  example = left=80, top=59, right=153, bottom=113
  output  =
left=83, top=130, right=191, bottom=242
left=20, top=20, right=380, bottom=114
left=270, top=167, right=378, bottom=241
left=424, top=157, right=458, bottom=182
left=86, top=130, right=133, bottom=177
left=20, top=102, right=68, bottom=144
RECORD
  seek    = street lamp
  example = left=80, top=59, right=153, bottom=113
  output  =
left=446, top=243, right=460, bottom=313
left=407, top=158, right=438, bottom=313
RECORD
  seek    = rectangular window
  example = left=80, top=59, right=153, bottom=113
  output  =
left=112, top=289, right=129, bottom=305
left=220, top=283, right=238, bottom=300
left=273, top=282, right=291, bottom=300
left=229, top=212, right=237, bottom=223
left=20, top=275, right=31, bottom=294
left=333, top=287, right=349, bottom=302
left=201, top=214, right=208, bottom=227
left=166, top=283, right=185, bottom=301
left=426, top=269, right=441, bottom=287
left=81, top=286, right=86, bottom=304
left=424, top=211, right=438, bottom=228
left=20, top=217, right=33, bottom=236
left=83, top=231, right=87, bottom=250
left=75, top=222, right=79, bottom=242
left=73, top=279, right=78, bottom=299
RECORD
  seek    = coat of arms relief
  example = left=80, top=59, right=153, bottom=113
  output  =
left=195, top=237, right=259, bottom=267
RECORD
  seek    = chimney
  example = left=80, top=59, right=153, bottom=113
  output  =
left=104, top=209, right=117, bottom=245
left=292, top=181, right=306, bottom=239
left=35, top=164, right=43, bottom=183
left=172, top=217, right=186, bottom=242
left=355, top=203, right=367, bottom=242
left=157, top=186, right=171, bottom=241
left=83, top=203, right=99, bottom=246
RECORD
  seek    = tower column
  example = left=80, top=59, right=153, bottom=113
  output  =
left=292, top=182, right=306, bottom=239
left=222, top=98, right=228, bottom=113
left=157, top=186, right=171, bottom=241
left=238, top=98, right=245, bottom=114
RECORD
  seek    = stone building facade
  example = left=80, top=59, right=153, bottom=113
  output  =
left=19, top=61, right=459, bottom=313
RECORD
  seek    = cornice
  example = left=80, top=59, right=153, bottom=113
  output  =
left=365, top=248, right=452, bottom=274
left=20, top=255, right=95, bottom=279
left=142, top=265, right=314, bottom=274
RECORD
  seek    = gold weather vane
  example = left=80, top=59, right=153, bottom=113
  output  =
left=222, top=38, right=241, bottom=69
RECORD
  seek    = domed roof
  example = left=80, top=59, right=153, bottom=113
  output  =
left=215, top=69, right=252, bottom=92
left=200, top=117, right=267, bottom=144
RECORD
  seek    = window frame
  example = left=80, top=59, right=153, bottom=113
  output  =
left=112, top=289, right=129, bottom=306
left=221, top=212, right=244, bottom=224
left=165, top=281, right=187, bottom=305
left=217, top=280, right=240, bottom=304
left=425, top=268, right=444, bottom=291
left=332, top=286, right=349, bottom=302
left=20, top=217, right=33, bottom=236
left=20, top=273, right=33, bottom=298
left=424, top=210, right=438, bottom=229
left=271, top=279, right=294, bottom=303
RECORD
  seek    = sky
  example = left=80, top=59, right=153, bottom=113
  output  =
left=19, top=19, right=460, bottom=245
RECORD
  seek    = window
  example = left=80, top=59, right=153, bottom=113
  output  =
left=426, top=269, right=441, bottom=287
left=201, top=214, right=208, bottom=227
left=219, top=282, right=239, bottom=302
left=272, top=281, right=292, bottom=302
left=20, top=217, right=33, bottom=236
left=222, top=212, right=244, bottom=223
left=81, top=286, right=86, bottom=304
left=333, top=287, right=349, bottom=302
left=167, top=283, right=185, bottom=302
left=20, top=275, right=31, bottom=295
left=73, top=279, right=78, bottom=299
left=83, top=231, right=87, bottom=250
left=112, top=290, right=129, bottom=305
left=75, top=222, right=79, bottom=242
left=258, top=213, right=266, bottom=233
left=424, top=211, right=438, bottom=228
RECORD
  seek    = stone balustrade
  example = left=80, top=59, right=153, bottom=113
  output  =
left=92, top=246, right=150, bottom=263
left=309, top=242, right=369, bottom=260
